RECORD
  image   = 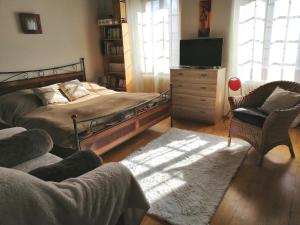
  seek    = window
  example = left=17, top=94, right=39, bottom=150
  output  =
left=237, top=0, right=300, bottom=82
left=136, top=0, right=180, bottom=75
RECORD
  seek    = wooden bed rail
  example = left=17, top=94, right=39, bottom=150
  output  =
left=71, top=90, right=171, bottom=154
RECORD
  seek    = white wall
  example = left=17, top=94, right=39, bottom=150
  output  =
left=180, top=0, right=233, bottom=68
left=0, top=0, right=103, bottom=81
left=181, top=0, right=233, bottom=114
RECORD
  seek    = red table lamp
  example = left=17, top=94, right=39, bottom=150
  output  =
left=225, top=77, right=242, bottom=120
left=228, top=77, right=242, bottom=96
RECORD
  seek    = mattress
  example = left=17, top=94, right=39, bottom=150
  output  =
left=0, top=82, right=159, bottom=148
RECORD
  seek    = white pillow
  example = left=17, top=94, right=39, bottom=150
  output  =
left=34, top=84, right=69, bottom=105
left=59, top=79, right=90, bottom=101
left=259, top=87, right=300, bottom=114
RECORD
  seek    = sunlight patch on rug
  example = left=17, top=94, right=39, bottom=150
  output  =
left=121, top=128, right=250, bottom=225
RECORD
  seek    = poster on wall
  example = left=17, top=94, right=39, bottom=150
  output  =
left=199, top=0, right=211, bottom=37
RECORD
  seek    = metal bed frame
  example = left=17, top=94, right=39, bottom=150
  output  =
left=0, top=58, right=171, bottom=155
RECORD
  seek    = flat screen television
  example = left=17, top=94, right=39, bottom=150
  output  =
left=180, top=38, right=223, bottom=68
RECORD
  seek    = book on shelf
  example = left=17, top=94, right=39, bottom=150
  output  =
left=104, top=27, right=121, bottom=39
left=104, top=42, right=123, bottom=56
left=101, top=75, right=126, bottom=90
left=109, top=63, right=125, bottom=73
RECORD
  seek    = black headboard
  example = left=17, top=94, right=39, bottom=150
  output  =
left=0, top=58, right=86, bottom=95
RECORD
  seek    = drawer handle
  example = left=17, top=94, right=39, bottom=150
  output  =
left=200, top=87, right=207, bottom=90
left=200, top=74, right=207, bottom=77
left=177, top=73, right=183, bottom=76
left=200, top=99, right=206, bottom=102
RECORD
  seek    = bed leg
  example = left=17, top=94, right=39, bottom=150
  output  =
left=72, top=114, right=81, bottom=151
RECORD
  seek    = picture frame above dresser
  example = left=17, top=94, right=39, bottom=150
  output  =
left=170, top=67, right=226, bottom=124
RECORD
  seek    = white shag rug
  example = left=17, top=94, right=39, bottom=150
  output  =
left=121, top=128, right=250, bottom=225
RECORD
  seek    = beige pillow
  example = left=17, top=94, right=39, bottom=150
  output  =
left=259, top=87, right=300, bottom=114
left=59, top=79, right=90, bottom=101
left=34, top=84, right=69, bottom=105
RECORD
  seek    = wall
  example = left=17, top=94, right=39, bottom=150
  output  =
left=181, top=0, right=233, bottom=113
left=0, top=0, right=103, bottom=81
left=181, top=0, right=233, bottom=69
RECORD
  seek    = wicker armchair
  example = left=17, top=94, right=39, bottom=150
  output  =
left=228, top=81, right=300, bottom=166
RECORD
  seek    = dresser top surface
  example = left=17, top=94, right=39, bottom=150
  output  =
left=170, top=66, right=225, bottom=72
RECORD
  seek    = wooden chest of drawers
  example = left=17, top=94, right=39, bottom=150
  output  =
left=170, top=67, right=226, bottom=124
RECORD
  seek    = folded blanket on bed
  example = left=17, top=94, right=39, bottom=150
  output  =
left=29, top=150, right=103, bottom=182
left=0, top=163, right=150, bottom=225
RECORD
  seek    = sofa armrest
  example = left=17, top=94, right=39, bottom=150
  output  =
left=0, top=129, right=53, bottom=168
left=0, top=163, right=149, bottom=225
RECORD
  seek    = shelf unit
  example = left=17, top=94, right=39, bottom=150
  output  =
left=99, top=0, right=127, bottom=92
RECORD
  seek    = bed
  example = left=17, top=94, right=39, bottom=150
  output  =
left=0, top=59, right=172, bottom=156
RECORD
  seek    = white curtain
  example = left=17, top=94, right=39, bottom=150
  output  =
left=126, top=0, right=180, bottom=92
left=229, top=0, right=300, bottom=83
left=227, top=0, right=300, bottom=126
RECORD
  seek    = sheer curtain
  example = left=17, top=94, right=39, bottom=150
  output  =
left=230, top=0, right=300, bottom=83
left=126, top=0, right=180, bottom=92
left=227, top=0, right=300, bottom=125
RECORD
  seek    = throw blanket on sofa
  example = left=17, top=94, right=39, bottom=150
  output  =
left=0, top=163, right=149, bottom=225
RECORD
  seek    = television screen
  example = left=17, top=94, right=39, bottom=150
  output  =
left=180, top=38, right=223, bottom=68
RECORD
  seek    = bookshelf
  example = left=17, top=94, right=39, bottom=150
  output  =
left=98, top=0, right=127, bottom=92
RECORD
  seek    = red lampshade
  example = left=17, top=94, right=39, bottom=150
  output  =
left=228, top=77, right=242, bottom=91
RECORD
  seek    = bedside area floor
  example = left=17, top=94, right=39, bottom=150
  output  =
left=103, top=118, right=300, bottom=225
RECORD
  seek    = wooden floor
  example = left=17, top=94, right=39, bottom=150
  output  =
left=102, top=118, right=300, bottom=225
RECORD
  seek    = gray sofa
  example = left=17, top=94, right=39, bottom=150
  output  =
left=0, top=127, right=62, bottom=172
left=0, top=127, right=149, bottom=225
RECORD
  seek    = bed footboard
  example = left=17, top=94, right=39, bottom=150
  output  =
left=81, top=103, right=169, bottom=155
left=72, top=90, right=171, bottom=155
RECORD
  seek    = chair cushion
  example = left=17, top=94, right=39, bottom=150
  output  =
left=233, top=107, right=267, bottom=127
left=259, top=86, right=300, bottom=114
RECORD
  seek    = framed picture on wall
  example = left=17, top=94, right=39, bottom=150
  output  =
left=199, top=0, right=211, bottom=37
left=19, top=13, right=42, bottom=34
